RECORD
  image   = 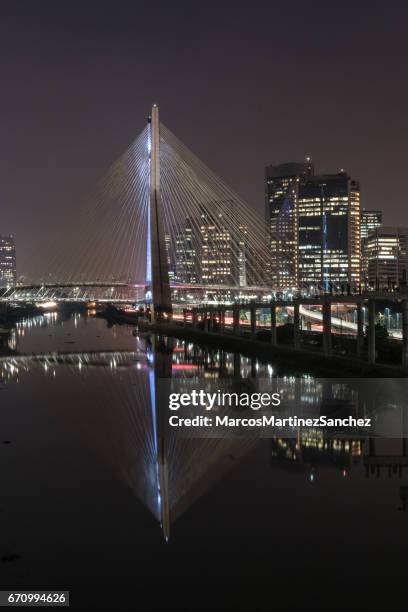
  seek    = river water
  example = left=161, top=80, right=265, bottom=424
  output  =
left=1, top=312, right=408, bottom=606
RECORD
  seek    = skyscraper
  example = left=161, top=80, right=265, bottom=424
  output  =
left=265, top=164, right=361, bottom=292
left=360, top=209, right=382, bottom=287
left=265, top=160, right=314, bottom=289
left=361, top=209, right=382, bottom=240
left=365, top=226, right=408, bottom=289
left=0, top=235, right=16, bottom=287
left=174, top=218, right=198, bottom=284
left=164, top=233, right=175, bottom=283
left=200, top=201, right=238, bottom=286
left=298, top=172, right=361, bottom=291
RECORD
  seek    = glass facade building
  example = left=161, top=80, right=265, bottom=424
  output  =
left=173, top=219, right=198, bottom=284
left=265, top=161, right=313, bottom=290
left=200, top=205, right=234, bottom=285
left=265, top=164, right=361, bottom=292
left=366, top=226, right=408, bottom=289
left=360, top=209, right=382, bottom=287
left=298, top=172, right=361, bottom=291
left=361, top=209, right=382, bottom=240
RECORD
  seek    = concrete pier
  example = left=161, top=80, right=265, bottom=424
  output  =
left=322, top=301, right=332, bottom=356
left=218, top=309, right=224, bottom=332
left=293, top=302, right=300, bottom=349
left=270, top=305, right=277, bottom=345
left=368, top=299, right=376, bottom=365
left=233, top=306, right=240, bottom=336
left=356, top=302, right=364, bottom=357
left=250, top=306, right=256, bottom=338
left=210, top=310, right=215, bottom=332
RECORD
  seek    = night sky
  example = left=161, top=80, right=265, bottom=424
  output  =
left=1, top=1, right=407, bottom=277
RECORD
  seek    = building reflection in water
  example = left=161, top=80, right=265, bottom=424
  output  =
left=2, top=315, right=408, bottom=537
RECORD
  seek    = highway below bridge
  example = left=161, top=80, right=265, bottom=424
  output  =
left=185, top=293, right=408, bottom=368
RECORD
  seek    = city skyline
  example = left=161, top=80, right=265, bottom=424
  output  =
left=1, top=2, right=408, bottom=277
left=1, top=132, right=404, bottom=293
left=2, top=148, right=405, bottom=292
left=2, top=5, right=408, bottom=606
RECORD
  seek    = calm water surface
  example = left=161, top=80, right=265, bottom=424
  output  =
left=1, top=313, right=407, bottom=605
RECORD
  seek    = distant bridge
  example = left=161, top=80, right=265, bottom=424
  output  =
left=0, top=282, right=144, bottom=304
left=0, top=281, right=272, bottom=304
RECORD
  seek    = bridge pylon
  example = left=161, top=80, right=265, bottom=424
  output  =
left=145, top=104, right=172, bottom=321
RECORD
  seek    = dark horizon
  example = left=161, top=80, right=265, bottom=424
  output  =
left=1, top=1, right=408, bottom=276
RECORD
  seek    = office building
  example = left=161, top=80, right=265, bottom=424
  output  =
left=361, top=209, right=382, bottom=240
left=200, top=201, right=238, bottom=286
left=365, top=226, right=408, bottom=289
left=0, top=235, right=16, bottom=287
left=265, top=160, right=313, bottom=289
left=173, top=219, right=198, bottom=284
left=266, top=162, right=361, bottom=291
left=298, top=172, right=361, bottom=291
left=361, top=209, right=382, bottom=287
left=164, top=233, right=175, bottom=283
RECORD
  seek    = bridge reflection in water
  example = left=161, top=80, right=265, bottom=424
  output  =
left=2, top=329, right=408, bottom=539
left=0, top=335, right=258, bottom=541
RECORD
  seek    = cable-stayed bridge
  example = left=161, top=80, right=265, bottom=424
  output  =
left=0, top=109, right=272, bottom=541
left=2, top=104, right=271, bottom=311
